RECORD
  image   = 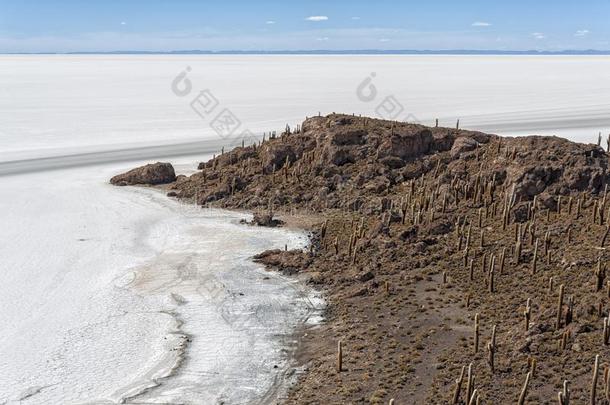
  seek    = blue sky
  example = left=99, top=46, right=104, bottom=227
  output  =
left=0, top=0, right=609, bottom=52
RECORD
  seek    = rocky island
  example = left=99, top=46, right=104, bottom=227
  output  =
left=113, top=114, right=610, bottom=403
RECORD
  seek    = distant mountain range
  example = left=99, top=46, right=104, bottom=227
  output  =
left=5, top=49, right=610, bottom=55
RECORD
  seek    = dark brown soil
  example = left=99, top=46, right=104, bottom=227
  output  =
left=115, top=114, right=610, bottom=404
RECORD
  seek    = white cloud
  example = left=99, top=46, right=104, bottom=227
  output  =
left=316, top=37, right=329, bottom=41
left=532, top=32, right=546, bottom=40
left=306, top=16, right=328, bottom=22
left=575, top=29, right=590, bottom=37
left=266, top=21, right=275, bottom=25
left=120, top=22, right=126, bottom=25
left=379, top=38, right=390, bottom=42
left=351, top=17, right=361, bottom=20
left=472, top=22, right=491, bottom=27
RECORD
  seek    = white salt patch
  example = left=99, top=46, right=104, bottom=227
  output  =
left=1, top=55, right=610, bottom=165
left=0, top=162, right=322, bottom=404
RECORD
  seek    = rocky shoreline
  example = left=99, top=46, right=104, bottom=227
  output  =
left=113, top=114, right=610, bottom=403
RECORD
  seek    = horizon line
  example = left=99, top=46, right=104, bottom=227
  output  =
left=3, top=49, right=610, bottom=56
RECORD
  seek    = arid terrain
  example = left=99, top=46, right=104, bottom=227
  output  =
left=114, top=114, right=610, bottom=404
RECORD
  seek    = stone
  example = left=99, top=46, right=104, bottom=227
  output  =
left=110, top=162, right=176, bottom=186
left=450, top=137, right=479, bottom=158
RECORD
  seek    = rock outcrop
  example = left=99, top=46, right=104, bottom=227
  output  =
left=252, top=249, right=312, bottom=275
left=241, top=212, right=284, bottom=227
left=166, top=114, right=608, bottom=213
left=110, top=162, right=176, bottom=186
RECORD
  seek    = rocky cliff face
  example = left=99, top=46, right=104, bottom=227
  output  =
left=167, top=114, right=608, bottom=213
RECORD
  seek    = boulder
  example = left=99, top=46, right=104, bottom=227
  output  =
left=197, top=183, right=230, bottom=204
left=260, top=143, right=296, bottom=172
left=512, top=202, right=529, bottom=223
left=379, top=156, right=406, bottom=169
left=330, top=129, right=366, bottom=146
left=500, top=137, right=608, bottom=198
left=399, top=226, right=418, bottom=242
left=450, top=137, right=479, bottom=158
left=323, top=146, right=355, bottom=166
left=431, top=131, right=455, bottom=152
left=422, top=218, right=453, bottom=236
left=512, top=165, right=563, bottom=198
left=377, top=128, right=433, bottom=160
left=330, top=116, right=355, bottom=127
left=252, top=249, right=312, bottom=275
left=110, top=162, right=176, bottom=186
left=250, top=212, right=284, bottom=227
left=356, top=270, right=375, bottom=283
left=365, top=176, right=391, bottom=193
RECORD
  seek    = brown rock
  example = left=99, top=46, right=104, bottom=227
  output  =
left=377, top=128, right=433, bottom=160
left=252, top=249, right=312, bottom=274
left=450, top=137, right=478, bottom=158
left=323, top=146, right=356, bottom=166
left=330, top=129, right=366, bottom=146
left=110, top=162, right=176, bottom=186
left=260, top=143, right=296, bottom=172
left=356, top=270, right=375, bottom=283
left=250, top=212, right=284, bottom=227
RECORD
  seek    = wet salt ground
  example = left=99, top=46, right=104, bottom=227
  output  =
left=120, top=188, right=323, bottom=404
left=0, top=160, right=322, bottom=404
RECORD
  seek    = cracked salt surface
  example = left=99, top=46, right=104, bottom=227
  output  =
left=0, top=160, right=323, bottom=405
